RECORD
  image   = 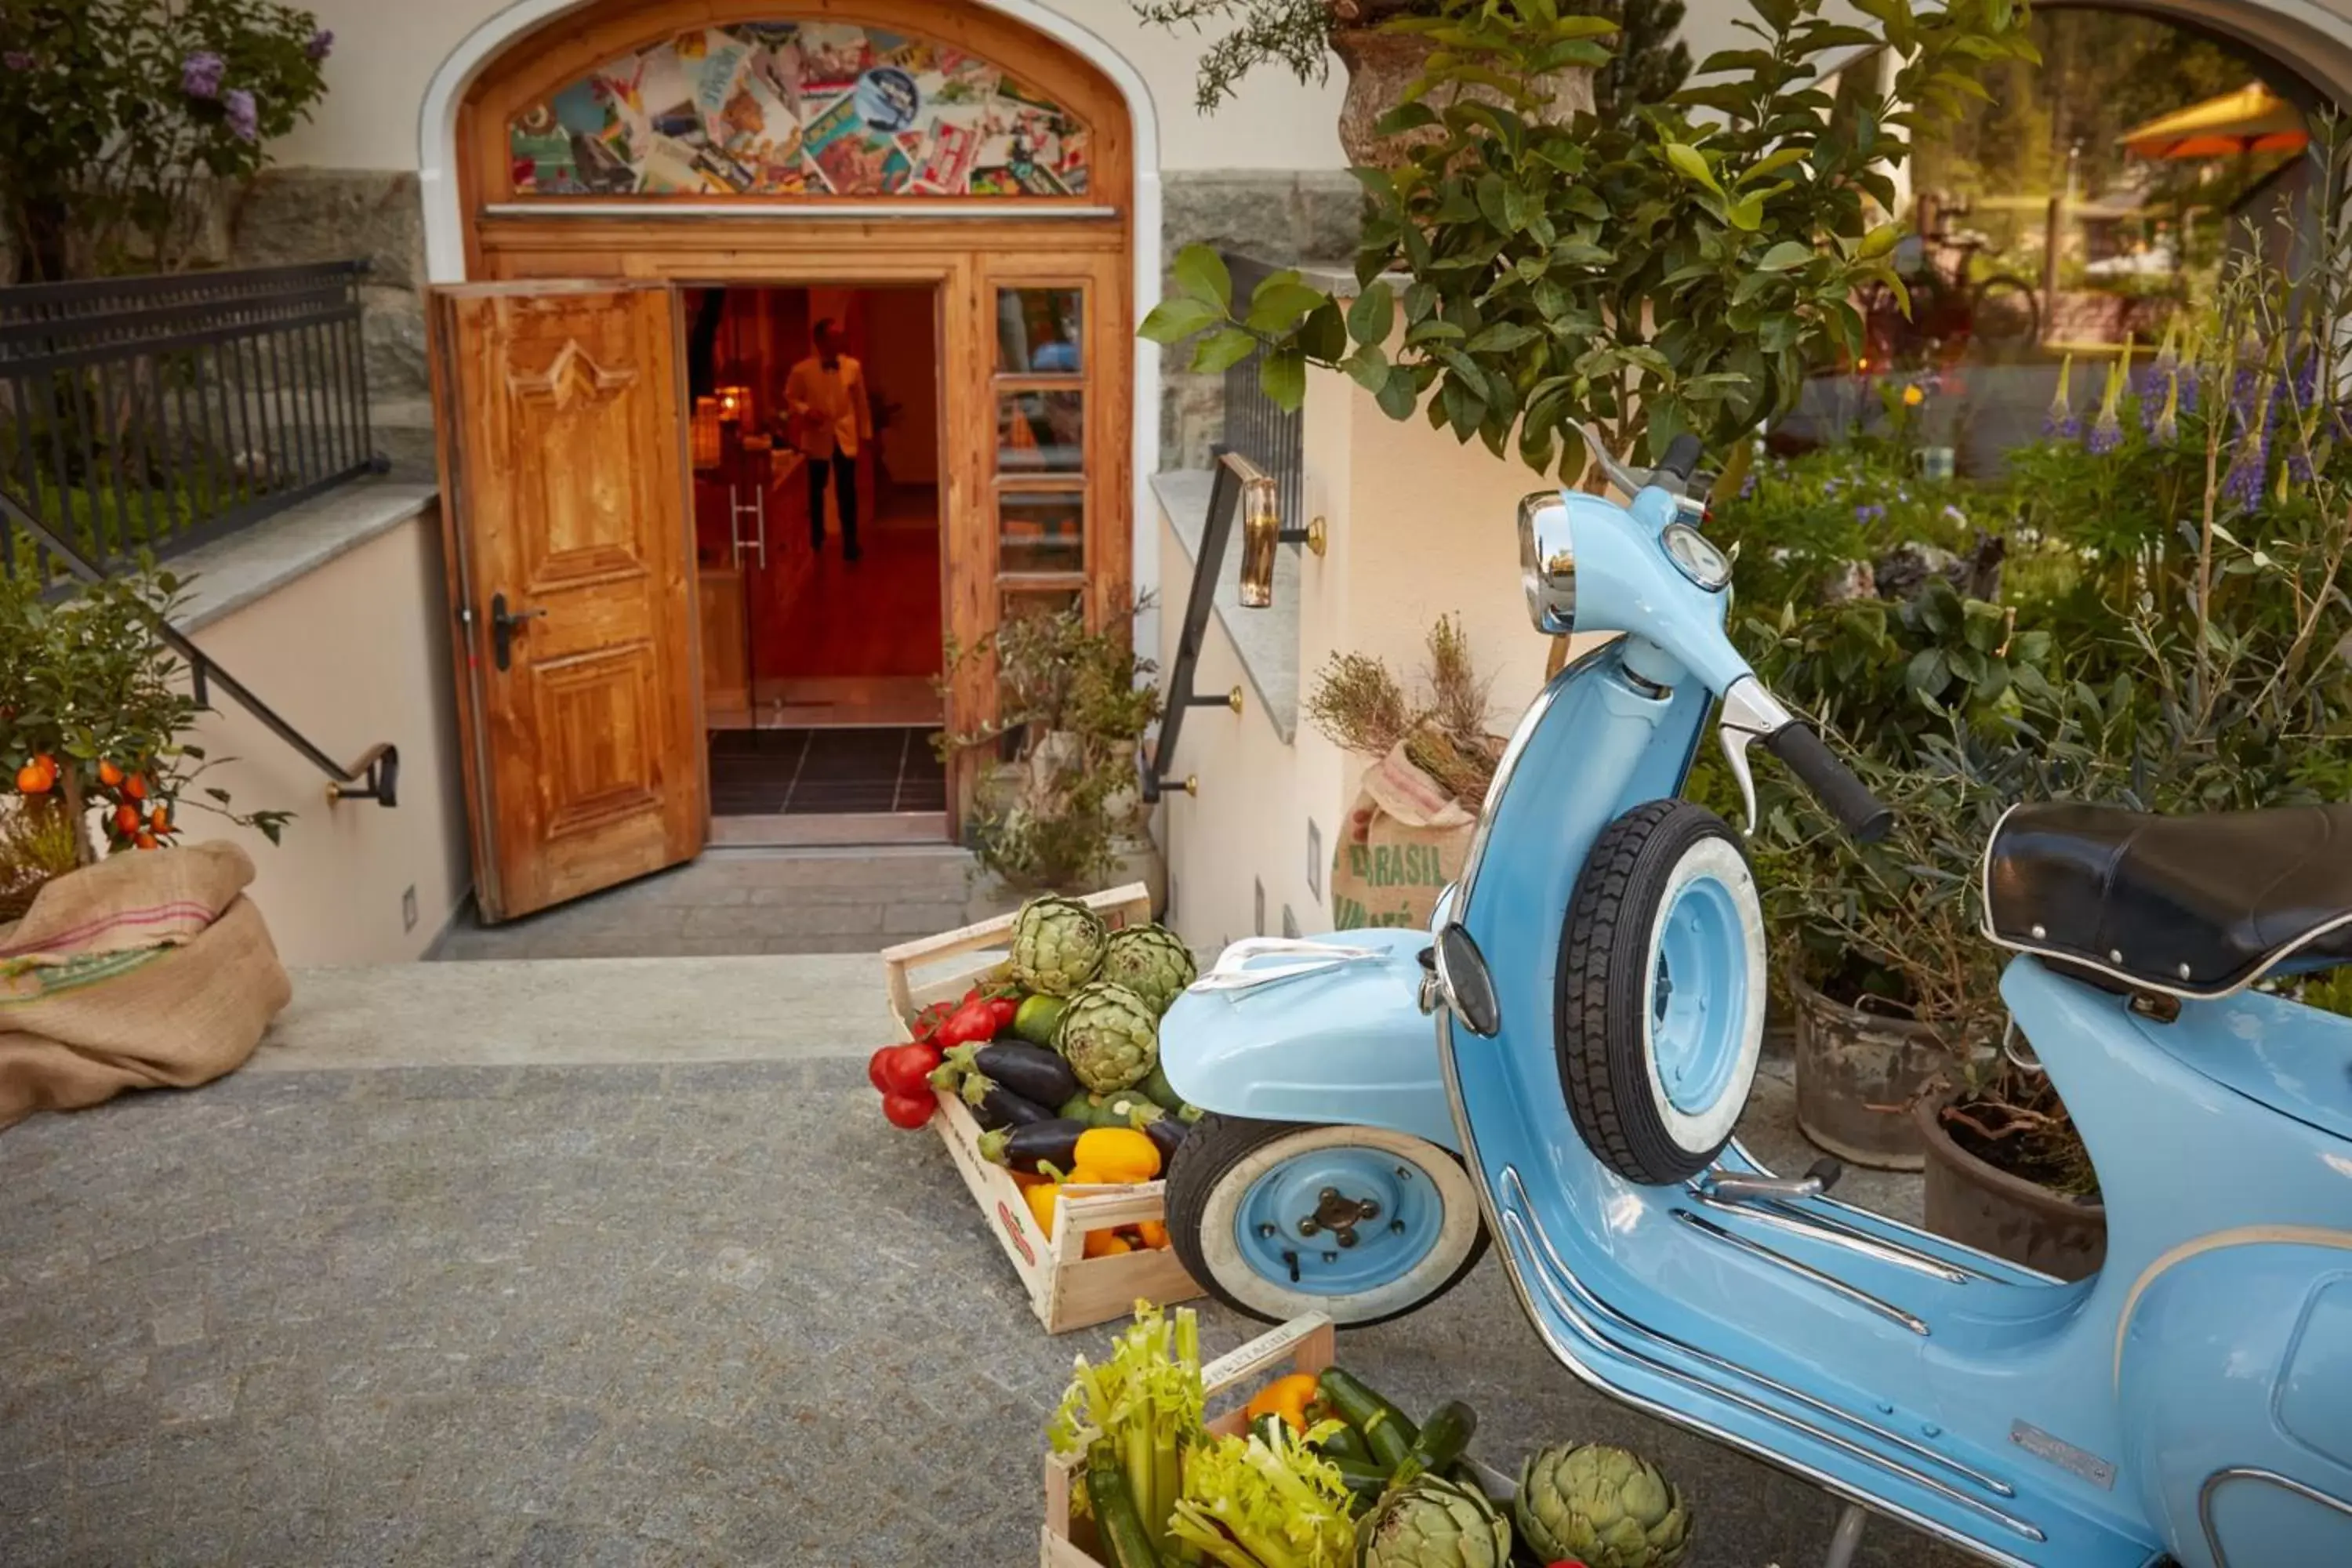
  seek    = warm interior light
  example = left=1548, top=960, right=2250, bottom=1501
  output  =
left=691, top=395, right=722, bottom=468
left=716, top=384, right=751, bottom=423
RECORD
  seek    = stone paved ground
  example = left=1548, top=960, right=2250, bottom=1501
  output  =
left=0, top=1035, right=1965, bottom=1568
left=431, top=848, right=992, bottom=961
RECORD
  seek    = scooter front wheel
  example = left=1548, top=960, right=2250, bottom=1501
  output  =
left=1557, top=799, right=1768, bottom=1184
left=1165, top=1116, right=1486, bottom=1326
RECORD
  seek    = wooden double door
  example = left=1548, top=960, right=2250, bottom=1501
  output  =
left=430, top=245, right=1130, bottom=922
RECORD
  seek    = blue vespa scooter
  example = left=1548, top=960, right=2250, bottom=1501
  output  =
left=1159, top=428, right=2352, bottom=1567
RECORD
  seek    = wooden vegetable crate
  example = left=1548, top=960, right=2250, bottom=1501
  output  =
left=1041, top=1313, right=1338, bottom=1568
left=880, top=882, right=1203, bottom=1334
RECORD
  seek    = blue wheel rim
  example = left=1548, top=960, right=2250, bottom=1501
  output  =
left=1651, top=871, right=1750, bottom=1116
left=1232, top=1144, right=1445, bottom=1298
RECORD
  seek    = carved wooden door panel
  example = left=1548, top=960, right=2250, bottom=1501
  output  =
left=429, top=282, right=705, bottom=922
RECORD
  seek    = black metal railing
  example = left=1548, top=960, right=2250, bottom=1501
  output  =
left=1221, top=252, right=1304, bottom=532
left=0, top=260, right=385, bottom=582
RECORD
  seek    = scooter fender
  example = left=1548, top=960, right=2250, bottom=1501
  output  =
left=1158, top=927, right=1459, bottom=1151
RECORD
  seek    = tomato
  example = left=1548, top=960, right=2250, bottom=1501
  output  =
left=873, top=1040, right=942, bottom=1097
left=868, top=1046, right=897, bottom=1093
left=933, top=998, right=999, bottom=1051
left=880, top=1091, right=934, bottom=1130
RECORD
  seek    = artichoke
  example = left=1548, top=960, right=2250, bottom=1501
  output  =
left=1008, top=895, right=1108, bottom=996
left=1515, top=1443, right=1690, bottom=1568
left=1054, top=981, right=1160, bottom=1093
left=1359, top=1474, right=1512, bottom=1568
left=1097, top=924, right=1198, bottom=1015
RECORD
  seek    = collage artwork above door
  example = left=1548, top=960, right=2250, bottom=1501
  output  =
left=428, top=0, right=1134, bottom=920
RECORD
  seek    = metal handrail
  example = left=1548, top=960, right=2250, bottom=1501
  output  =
left=1, top=488, right=397, bottom=807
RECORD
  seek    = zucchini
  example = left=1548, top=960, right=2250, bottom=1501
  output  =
left=1087, top=1440, right=1164, bottom=1568
left=1139, top=1062, right=1187, bottom=1112
left=1314, top=1423, right=1373, bottom=1464
left=1250, top=1413, right=1290, bottom=1451
left=1316, top=1369, right=1417, bottom=1472
left=972, top=1042, right=1078, bottom=1108
left=1389, top=1400, right=1477, bottom=1488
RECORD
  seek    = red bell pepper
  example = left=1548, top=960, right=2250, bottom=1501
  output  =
left=873, top=1040, right=942, bottom=1097
left=880, top=1091, right=934, bottom=1129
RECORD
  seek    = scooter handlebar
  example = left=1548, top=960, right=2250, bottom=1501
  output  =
left=1765, top=724, right=1894, bottom=844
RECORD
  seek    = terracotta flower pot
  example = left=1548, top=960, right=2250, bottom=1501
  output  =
left=1330, top=25, right=1593, bottom=168
left=1788, top=971, right=1951, bottom=1171
left=1915, top=1094, right=2107, bottom=1281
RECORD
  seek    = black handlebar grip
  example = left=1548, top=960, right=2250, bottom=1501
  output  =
left=1658, top=434, right=1704, bottom=483
left=1765, top=724, right=1894, bottom=843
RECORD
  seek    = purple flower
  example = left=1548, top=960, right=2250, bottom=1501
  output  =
left=1855, top=503, right=1886, bottom=522
left=1942, top=503, right=1966, bottom=524
left=2086, top=411, right=2122, bottom=456
left=2221, top=397, right=2270, bottom=510
left=2286, top=451, right=2315, bottom=488
left=223, top=87, right=257, bottom=142
left=2, top=49, right=34, bottom=71
left=2042, top=413, right=2082, bottom=441
left=181, top=50, right=225, bottom=100
left=2151, top=373, right=2180, bottom=446
left=305, top=28, right=333, bottom=61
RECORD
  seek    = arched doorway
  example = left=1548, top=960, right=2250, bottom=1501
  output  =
left=423, top=0, right=1145, bottom=920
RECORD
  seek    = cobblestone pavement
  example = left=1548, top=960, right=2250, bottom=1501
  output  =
left=431, top=848, right=987, bottom=960
left=0, top=1051, right=1969, bottom=1568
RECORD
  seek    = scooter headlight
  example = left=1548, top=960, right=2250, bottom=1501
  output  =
left=1519, top=490, right=1577, bottom=635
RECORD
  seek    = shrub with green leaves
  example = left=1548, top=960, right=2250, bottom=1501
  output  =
left=1140, top=0, right=2036, bottom=472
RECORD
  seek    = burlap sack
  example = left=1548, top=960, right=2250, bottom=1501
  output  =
left=0, top=841, right=290, bottom=1130
left=1329, top=742, right=1478, bottom=930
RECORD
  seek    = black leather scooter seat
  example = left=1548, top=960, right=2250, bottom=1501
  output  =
left=1984, top=801, right=2352, bottom=998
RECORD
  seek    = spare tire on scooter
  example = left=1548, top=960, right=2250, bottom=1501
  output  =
left=1556, top=800, right=1768, bottom=1184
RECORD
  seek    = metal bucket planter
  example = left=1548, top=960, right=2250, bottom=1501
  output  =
left=1915, top=1094, right=2107, bottom=1281
left=1788, top=971, right=1951, bottom=1170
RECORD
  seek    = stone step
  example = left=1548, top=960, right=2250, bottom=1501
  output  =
left=260, top=953, right=901, bottom=1073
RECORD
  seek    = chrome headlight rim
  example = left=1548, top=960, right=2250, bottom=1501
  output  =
left=1518, top=489, right=1577, bottom=636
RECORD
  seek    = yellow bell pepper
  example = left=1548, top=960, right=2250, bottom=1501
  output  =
left=1244, top=1372, right=1321, bottom=1433
left=1134, top=1219, right=1171, bottom=1250
left=1025, top=1181, right=1061, bottom=1239
left=1083, top=1229, right=1134, bottom=1258
left=1073, top=1127, right=1162, bottom=1184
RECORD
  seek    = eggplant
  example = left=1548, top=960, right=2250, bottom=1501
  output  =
left=978, top=1116, right=1089, bottom=1173
left=962, top=1077, right=1056, bottom=1132
left=1142, top=1115, right=1189, bottom=1165
left=971, top=1042, right=1078, bottom=1109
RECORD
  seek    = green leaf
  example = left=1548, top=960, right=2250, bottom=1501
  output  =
left=1171, top=245, right=1231, bottom=312
left=1259, top=346, right=1306, bottom=412
left=1136, top=296, right=1224, bottom=344
left=1375, top=365, right=1420, bottom=421
left=1755, top=241, right=1813, bottom=272
left=1189, top=328, right=1258, bottom=376
left=1663, top=143, right=1722, bottom=193
left=1246, top=280, right=1330, bottom=335
left=1857, top=222, right=1902, bottom=260
left=1341, top=344, right=1391, bottom=394
left=1347, top=280, right=1396, bottom=346
left=1906, top=648, right=1951, bottom=699
left=1298, top=299, right=1348, bottom=363
left=1726, top=193, right=1766, bottom=231
left=1467, top=322, right=1541, bottom=354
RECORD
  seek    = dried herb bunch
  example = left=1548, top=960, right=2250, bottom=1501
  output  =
left=1307, top=615, right=1501, bottom=804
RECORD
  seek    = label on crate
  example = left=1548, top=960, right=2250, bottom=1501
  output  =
left=998, top=1200, right=1038, bottom=1265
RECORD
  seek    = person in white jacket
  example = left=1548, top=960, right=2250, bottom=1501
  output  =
left=783, top=319, right=873, bottom=561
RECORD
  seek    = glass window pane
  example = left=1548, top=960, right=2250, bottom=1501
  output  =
left=1000, top=489, right=1084, bottom=575
left=1002, top=586, right=1084, bottom=623
left=997, top=390, right=1083, bottom=474
left=996, top=288, right=1083, bottom=373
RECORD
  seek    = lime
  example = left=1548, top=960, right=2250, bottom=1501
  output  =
left=1014, top=993, right=1067, bottom=1047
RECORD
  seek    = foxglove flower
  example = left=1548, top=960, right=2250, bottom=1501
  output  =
left=182, top=50, right=225, bottom=100
left=223, top=87, right=258, bottom=142
left=306, top=28, right=333, bottom=61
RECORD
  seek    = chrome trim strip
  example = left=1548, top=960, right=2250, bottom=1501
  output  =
left=1189, top=937, right=1385, bottom=994
left=484, top=200, right=1120, bottom=221
left=1506, top=1171, right=2016, bottom=1501
left=2199, top=1467, right=2352, bottom=1568
left=1500, top=1211, right=2042, bottom=1542
left=1717, top=1138, right=2056, bottom=1285
left=1671, top=1209, right=1933, bottom=1335
left=1435, top=1013, right=2042, bottom=1562
left=1687, top=1189, right=1976, bottom=1284
left=1454, top=642, right=1616, bottom=917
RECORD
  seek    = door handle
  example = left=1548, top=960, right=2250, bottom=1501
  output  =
left=488, top=591, right=545, bottom=672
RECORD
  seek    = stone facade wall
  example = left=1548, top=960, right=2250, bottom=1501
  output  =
left=226, top=169, right=437, bottom=477
left=207, top=167, right=1359, bottom=479
left=1158, top=171, right=1363, bottom=472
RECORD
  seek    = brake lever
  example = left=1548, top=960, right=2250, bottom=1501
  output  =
left=1715, top=677, right=1798, bottom=836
